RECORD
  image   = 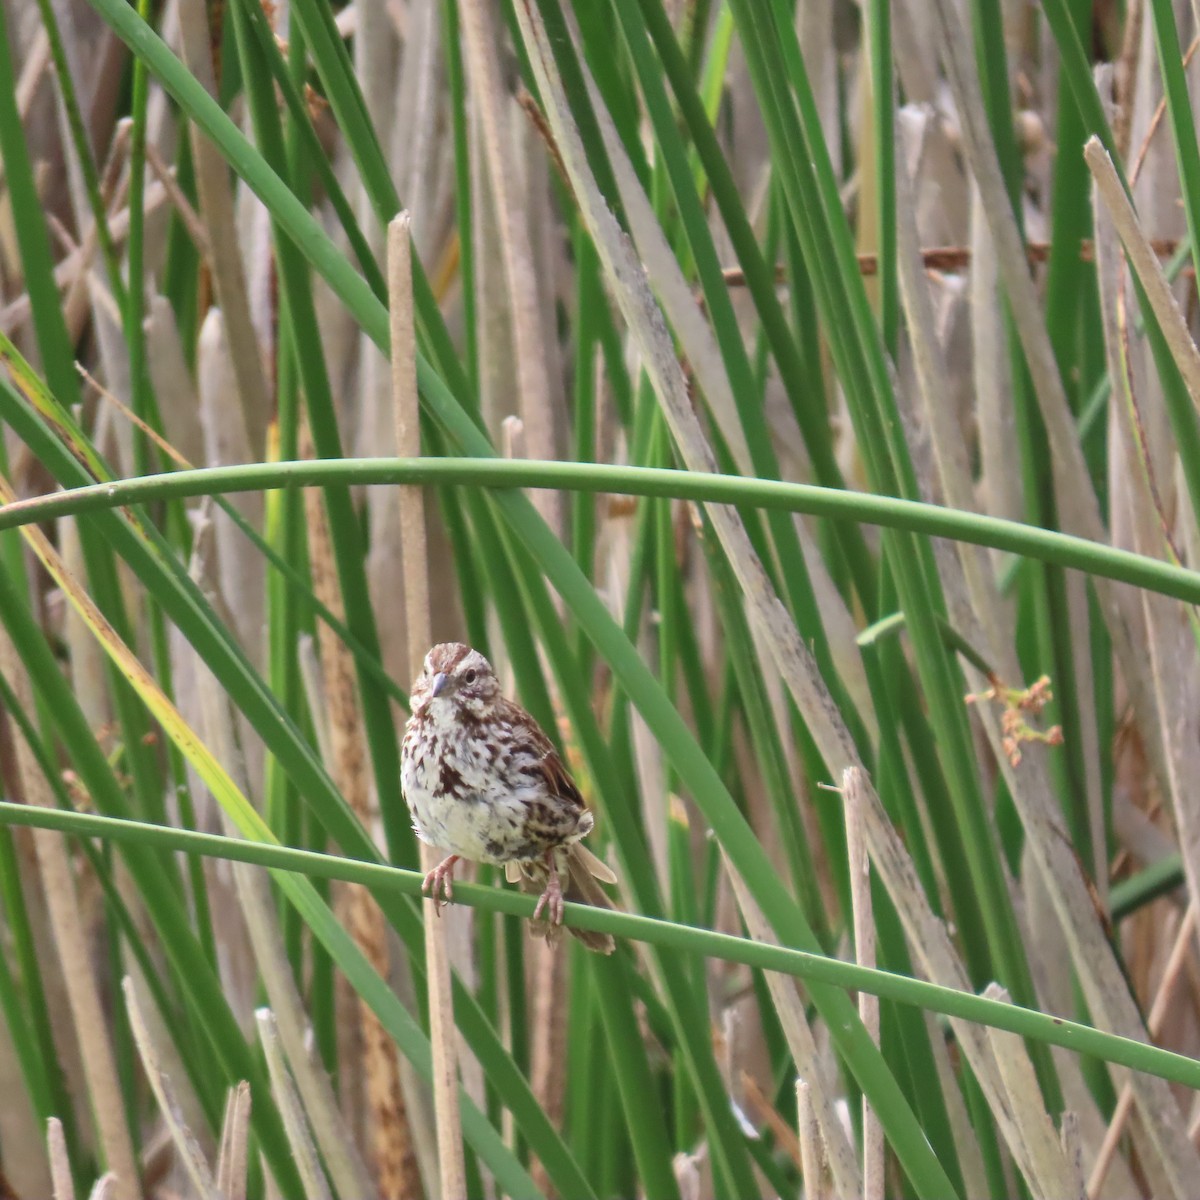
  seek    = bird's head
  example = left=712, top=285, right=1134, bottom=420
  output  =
left=412, top=642, right=500, bottom=719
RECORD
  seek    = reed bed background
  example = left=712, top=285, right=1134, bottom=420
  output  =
left=2, top=0, right=1200, bottom=1196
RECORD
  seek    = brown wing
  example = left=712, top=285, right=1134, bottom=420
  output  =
left=497, top=696, right=588, bottom=812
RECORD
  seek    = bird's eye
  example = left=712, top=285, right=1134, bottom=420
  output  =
left=463, top=669, right=477, bottom=685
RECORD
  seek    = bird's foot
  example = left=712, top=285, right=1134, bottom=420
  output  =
left=532, top=864, right=565, bottom=926
left=423, top=855, right=460, bottom=914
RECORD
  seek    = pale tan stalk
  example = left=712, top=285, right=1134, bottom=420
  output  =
left=795, top=1080, right=831, bottom=1200
left=215, top=1082, right=251, bottom=1200
left=47, top=1118, right=76, bottom=1200
left=895, top=68, right=1197, bottom=1185
left=144, top=296, right=205, bottom=466
left=257, top=1011, right=334, bottom=1200
left=0, top=179, right=174, bottom=335
left=188, top=527, right=374, bottom=1200
left=925, top=0, right=1175, bottom=837
left=723, top=853, right=861, bottom=1199
left=510, top=11, right=1053, bottom=1180
left=842, top=771, right=882, bottom=1200
left=0, top=632, right=139, bottom=1200
left=1089, top=143, right=1200, bottom=928
left=391, top=212, right=466, bottom=1199
left=60, top=512, right=111, bottom=732
left=197, top=309, right=265, bottom=670
left=510, top=27, right=1101, bottom=1190
left=15, top=26, right=50, bottom=121
left=969, top=178, right=1023, bottom=549
left=843, top=774, right=1054, bottom=1191
left=176, top=0, right=270, bottom=458
left=236, top=861, right=374, bottom=1200
left=1088, top=905, right=1198, bottom=1196
left=123, top=977, right=220, bottom=1199
left=1061, top=1112, right=1086, bottom=1197
left=983, top=984, right=1084, bottom=1200
left=1086, top=139, right=1200, bottom=410
left=143, top=142, right=209, bottom=254
left=460, top=0, right=560, bottom=532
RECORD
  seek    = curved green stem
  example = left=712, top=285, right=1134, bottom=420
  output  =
left=2, top=799, right=1198, bottom=1094
left=3, top=456, right=1199, bottom=606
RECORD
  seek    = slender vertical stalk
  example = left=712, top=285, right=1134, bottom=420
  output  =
left=843, top=769, right=882, bottom=1200
left=391, top=213, right=466, bottom=1198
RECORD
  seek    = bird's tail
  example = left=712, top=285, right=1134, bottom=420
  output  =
left=509, top=844, right=618, bottom=954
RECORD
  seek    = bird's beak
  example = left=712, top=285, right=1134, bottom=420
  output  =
left=431, top=672, right=449, bottom=699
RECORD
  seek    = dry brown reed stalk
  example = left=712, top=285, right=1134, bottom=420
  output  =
left=1089, top=905, right=1199, bottom=1196
left=842, top=771, right=882, bottom=1200
left=143, top=141, right=209, bottom=254
left=1089, top=141, right=1200, bottom=970
left=188, top=522, right=373, bottom=1200
left=460, top=0, right=560, bottom=535
left=796, top=1079, right=831, bottom=1200
left=926, top=4, right=1200, bottom=1187
left=46, top=1118, right=74, bottom=1200
left=528, top=911, right=567, bottom=1195
left=1129, top=34, right=1200, bottom=186
left=926, top=0, right=1172, bottom=826
left=390, top=212, right=467, bottom=1199
left=1087, top=139, right=1200, bottom=413
left=215, top=1082, right=251, bottom=1200
left=198, top=310, right=266, bottom=669
left=176, top=0, right=269, bottom=460
left=983, top=983, right=1084, bottom=1199
left=507, top=424, right=568, bottom=1200
left=300, top=420, right=421, bottom=1198
left=257, top=1010, right=333, bottom=1200
left=0, top=630, right=139, bottom=1200
left=516, top=15, right=1170, bottom=1192
left=231, top=850, right=373, bottom=1198
left=123, top=976, right=222, bottom=1198
left=722, top=850, right=861, bottom=1198
left=844, top=763, right=1069, bottom=1193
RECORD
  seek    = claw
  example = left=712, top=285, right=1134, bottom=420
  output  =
left=532, top=864, right=565, bottom=926
left=422, top=854, right=460, bottom=914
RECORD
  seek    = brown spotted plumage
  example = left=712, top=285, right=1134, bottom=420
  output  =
left=401, top=643, right=617, bottom=953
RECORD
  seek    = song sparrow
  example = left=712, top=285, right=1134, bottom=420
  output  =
left=401, top=642, right=617, bottom=953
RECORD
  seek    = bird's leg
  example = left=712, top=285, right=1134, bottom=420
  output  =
left=422, top=854, right=460, bottom=914
left=532, top=851, right=565, bottom=926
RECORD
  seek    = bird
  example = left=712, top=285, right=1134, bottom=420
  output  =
left=401, top=642, right=618, bottom=953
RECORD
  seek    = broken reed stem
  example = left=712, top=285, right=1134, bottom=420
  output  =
left=258, top=1011, right=333, bottom=1200
left=389, top=212, right=467, bottom=1199
left=123, top=976, right=220, bottom=1197
left=46, top=1118, right=74, bottom=1200
left=216, top=1082, right=251, bottom=1200
left=842, top=768, right=883, bottom=1200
